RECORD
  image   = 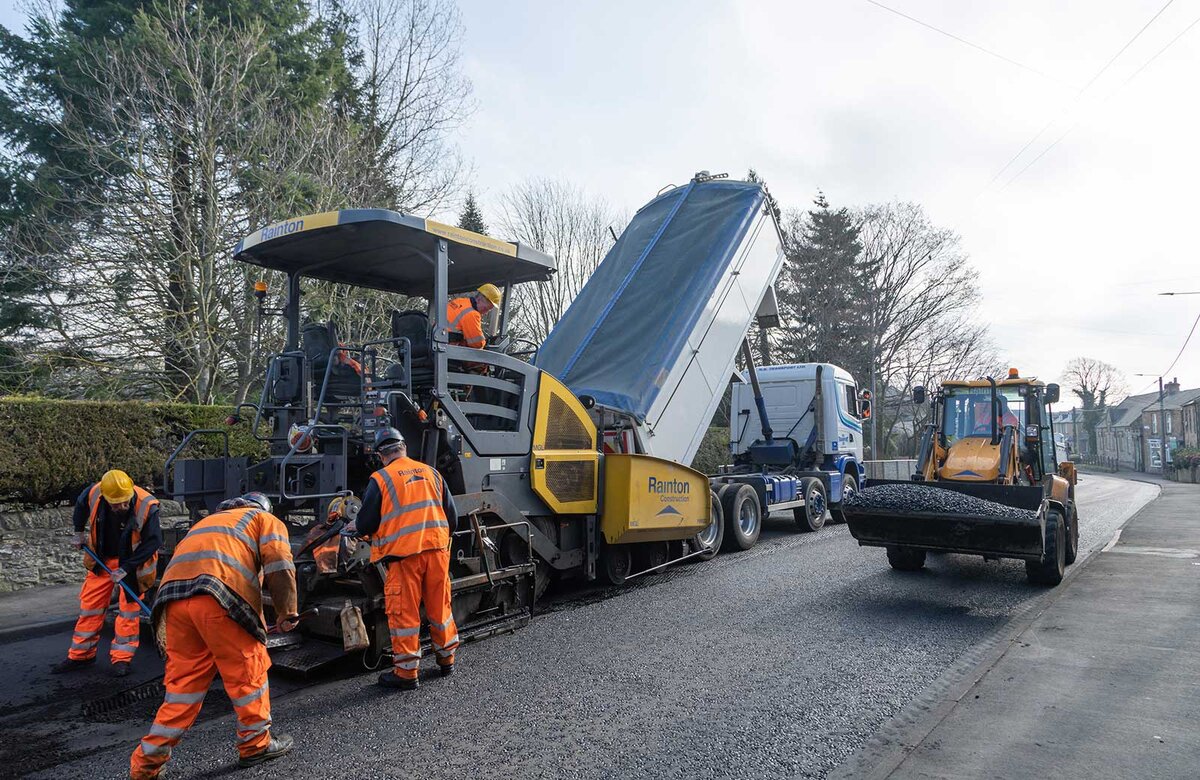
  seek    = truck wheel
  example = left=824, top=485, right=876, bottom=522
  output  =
left=793, top=477, right=827, bottom=533
left=600, top=542, right=632, bottom=586
left=886, top=546, right=926, bottom=571
left=721, top=484, right=762, bottom=551
left=1026, top=508, right=1066, bottom=586
left=692, top=490, right=725, bottom=561
left=1064, top=504, right=1079, bottom=565
left=831, top=473, right=858, bottom=524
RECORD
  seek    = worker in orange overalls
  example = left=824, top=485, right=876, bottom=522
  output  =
left=354, top=427, right=459, bottom=689
left=52, top=469, right=161, bottom=677
left=446, top=283, right=502, bottom=349
left=129, top=492, right=299, bottom=779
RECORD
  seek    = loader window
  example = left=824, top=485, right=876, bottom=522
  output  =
left=943, top=389, right=1025, bottom=442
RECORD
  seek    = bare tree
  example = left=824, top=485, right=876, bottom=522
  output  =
left=9, top=0, right=472, bottom=403
left=1060, top=357, right=1129, bottom=454
left=496, top=179, right=622, bottom=343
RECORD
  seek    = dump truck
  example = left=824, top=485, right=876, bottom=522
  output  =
left=164, top=172, right=794, bottom=670
left=842, top=371, right=1079, bottom=586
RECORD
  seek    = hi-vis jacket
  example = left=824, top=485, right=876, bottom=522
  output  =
left=79, top=484, right=161, bottom=592
left=356, top=457, right=457, bottom=562
left=446, top=296, right=486, bottom=348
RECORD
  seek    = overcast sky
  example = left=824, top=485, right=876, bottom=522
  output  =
left=4, top=1, right=1198, bottom=404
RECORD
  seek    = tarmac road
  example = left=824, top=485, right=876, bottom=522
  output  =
left=4, top=474, right=1157, bottom=780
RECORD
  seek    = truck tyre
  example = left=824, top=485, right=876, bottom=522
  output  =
left=721, top=484, right=762, bottom=551
left=1064, top=504, right=1079, bottom=565
left=1026, top=508, right=1066, bottom=586
left=886, top=546, right=926, bottom=571
left=692, top=490, right=725, bottom=561
left=831, top=472, right=858, bottom=524
left=793, top=477, right=827, bottom=533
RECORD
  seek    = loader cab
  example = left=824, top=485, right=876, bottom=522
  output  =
left=167, top=209, right=556, bottom=516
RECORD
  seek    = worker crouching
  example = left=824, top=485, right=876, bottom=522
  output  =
left=53, top=469, right=161, bottom=677
left=355, top=427, right=460, bottom=690
left=129, top=492, right=300, bottom=780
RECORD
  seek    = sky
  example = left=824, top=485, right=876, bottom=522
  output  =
left=3, top=0, right=1199, bottom=405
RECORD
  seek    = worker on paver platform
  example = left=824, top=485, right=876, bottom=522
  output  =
left=354, top=427, right=459, bottom=690
left=446, top=283, right=501, bottom=349
left=52, top=469, right=161, bottom=678
left=129, top=492, right=299, bottom=779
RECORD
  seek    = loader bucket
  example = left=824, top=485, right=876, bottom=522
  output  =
left=843, top=479, right=1046, bottom=560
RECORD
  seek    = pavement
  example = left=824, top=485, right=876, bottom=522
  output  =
left=0, top=582, right=79, bottom=639
left=0, top=475, right=1163, bottom=779
left=836, top=477, right=1200, bottom=779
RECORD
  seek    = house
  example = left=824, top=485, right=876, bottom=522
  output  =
left=1183, top=397, right=1200, bottom=450
left=1051, top=410, right=1086, bottom=456
left=1096, top=379, right=1200, bottom=472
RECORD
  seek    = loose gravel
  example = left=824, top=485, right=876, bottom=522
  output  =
left=844, top=483, right=1038, bottom=521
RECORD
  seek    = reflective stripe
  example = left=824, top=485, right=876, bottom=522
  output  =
left=134, top=494, right=155, bottom=531
left=74, top=630, right=100, bottom=640
left=149, top=723, right=186, bottom=740
left=435, top=647, right=456, bottom=659
left=236, top=719, right=272, bottom=743
left=119, top=610, right=141, bottom=619
left=430, top=616, right=455, bottom=631
left=231, top=682, right=268, bottom=707
left=434, top=635, right=460, bottom=654
left=168, top=550, right=257, bottom=584
left=379, top=496, right=440, bottom=523
left=233, top=508, right=260, bottom=534
left=139, top=740, right=172, bottom=757
left=464, top=335, right=485, bottom=346
left=371, top=518, right=448, bottom=548
left=389, top=626, right=420, bottom=638
left=448, top=305, right=473, bottom=330
left=115, top=632, right=140, bottom=641
left=258, top=534, right=289, bottom=546
left=185, top=524, right=254, bottom=549
left=374, top=469, right=404, bottom=519
left=394, top=658, right=421, bottom=670
left=79, top=608, right=106, bottom=617
left=164, top=689, right=207, bottom=704
left=111, top=641, right=138, bottom=652
left=263, top=560, right=294, bottom=575
left=71, top=641, right=98, bottom=651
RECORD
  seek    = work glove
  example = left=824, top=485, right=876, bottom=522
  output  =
left=71, top=532, right=84, bottom=549
left=109, top=567, right=127, bottom=583
left=278, top=614, right=301, bottom=633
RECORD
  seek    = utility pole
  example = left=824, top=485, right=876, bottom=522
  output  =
left=1159, top=376, right=1168, bottom=471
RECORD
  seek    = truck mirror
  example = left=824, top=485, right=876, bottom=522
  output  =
left=860, top=398, right=872, bottom=419
left=913, top=386, right=926, bottom=405
left=1045, top=383, right=1060, bottom=404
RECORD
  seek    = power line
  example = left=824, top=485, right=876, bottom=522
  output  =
left=863, top=0, right=1074, bottom=88
left=984, top=1, right=1175, bottom=190
left=999, top=10, right=1200, bottom=189
left=1160, top=309, right=1200, bottom=379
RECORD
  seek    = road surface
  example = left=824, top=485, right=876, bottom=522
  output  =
left=0, top=474, right=1157, bottom=779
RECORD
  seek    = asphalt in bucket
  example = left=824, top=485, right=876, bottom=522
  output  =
left=844, top=483, right=1038, bottom=521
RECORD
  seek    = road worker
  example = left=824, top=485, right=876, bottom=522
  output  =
left=129, top=492, right=299, bottom=779
left=446, top=283, right=502, bottom=349
left=53, top=469, right=161, bottom=677
left=970, top=394, right=1020, bottom=436
left=354, top=427, right=459, bottom=690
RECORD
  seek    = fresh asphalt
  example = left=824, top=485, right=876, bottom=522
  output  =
left=1, top=475, right=1157, bottom=779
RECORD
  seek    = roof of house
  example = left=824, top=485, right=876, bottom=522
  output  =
left=1101, top=388, right=1200, bottom=429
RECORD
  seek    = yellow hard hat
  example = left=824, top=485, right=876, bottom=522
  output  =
left=477, top=283, right=502, bottom=307
left=100, top=469, right=135, bottom=503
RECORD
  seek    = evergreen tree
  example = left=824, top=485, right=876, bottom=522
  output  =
left=458, top=192, right=488, bottom=234
left=775, top=191, right=870, bottom=381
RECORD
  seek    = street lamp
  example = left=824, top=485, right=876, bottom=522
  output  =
left=1134, top=373, right=1169, bottom=472
left=1158, top=291, right=1200, bottom=296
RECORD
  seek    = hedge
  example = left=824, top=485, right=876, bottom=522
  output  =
left=0, top=397, right=268, bottom=505
left=690, top=425, right=731, bottom=475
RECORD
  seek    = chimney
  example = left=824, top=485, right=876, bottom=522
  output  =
left=1165, top=377, right=1180, bottom=395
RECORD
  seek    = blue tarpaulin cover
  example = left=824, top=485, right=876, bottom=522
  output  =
left=536, top=179, right=765, bottom=420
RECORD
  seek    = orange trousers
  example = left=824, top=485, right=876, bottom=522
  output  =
left=384, top=548, right=460, bottom=680
left=129, top=595, right=272, bottom=780
left=68, top=557, right=143, bottom=663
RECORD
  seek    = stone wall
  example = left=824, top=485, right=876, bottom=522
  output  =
left=0, top=501, right=188, bottom=593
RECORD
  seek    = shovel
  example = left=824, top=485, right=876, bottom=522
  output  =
left=82, top=545, right=152, bottom=617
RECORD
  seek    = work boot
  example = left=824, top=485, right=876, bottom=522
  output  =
left=377, top=672, right=419, bottom=690
left=438, top=664, right=454, bottom=678
left=237, top=733, right=294, bottom=768
left=113, top=661, right=131, bottom=677
left=51, top=657, right=95, bottom=674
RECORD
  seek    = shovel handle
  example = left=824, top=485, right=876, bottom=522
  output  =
left=82, top=545, right=152, bottom=616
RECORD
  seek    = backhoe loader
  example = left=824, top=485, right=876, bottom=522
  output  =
left=843, top=370, right=1079, bottom=586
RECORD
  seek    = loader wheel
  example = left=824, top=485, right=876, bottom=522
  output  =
left=1027, top=508, right=1065, bottom=586
left=600, top=542, right=632, bottom=586
left=793, top=477, right=827, bottom=533
left=886, top=546, right=926, bottom=571
left=831, top=473, right=858, bottom=524
left=691, top=490, right=725, bottom=562
left=721, top=484, right=762, bottom=551
left=1064, top=504, right=1079, bottom=565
